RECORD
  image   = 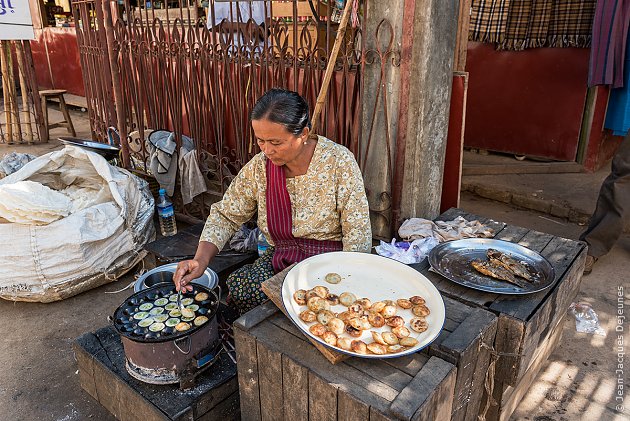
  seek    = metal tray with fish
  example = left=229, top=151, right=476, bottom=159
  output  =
left=428, top=239, right=555, bottom=295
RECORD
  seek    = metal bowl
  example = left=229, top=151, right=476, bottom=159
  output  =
left=134, top=263, right=218, bottom=292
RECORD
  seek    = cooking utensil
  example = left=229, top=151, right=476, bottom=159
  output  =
left=133, top=263, right=218, bottom=293
left=281, top=251, right=446, bottom=359
left=428, top=238, right=555, bottom=295
left=112, top=283, right=221, bottom=385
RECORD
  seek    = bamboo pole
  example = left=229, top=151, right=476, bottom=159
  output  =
left=15, top=41, right=33, bottom=142
left=6, top=41, right=22, bottom=143
left=1, top=40, right=12, bottom=143
left=310, top=0, right=354, bottom=134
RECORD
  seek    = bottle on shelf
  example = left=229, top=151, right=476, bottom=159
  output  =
left=156, top=188, right=177, bottom=237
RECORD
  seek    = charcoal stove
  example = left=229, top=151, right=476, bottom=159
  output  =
left=113, top=283, right=236, bottom=389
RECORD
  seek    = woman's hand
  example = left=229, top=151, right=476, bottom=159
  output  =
left=173, top=259, right=205, bottom=292
left=172, top=241, right=220, bottom=292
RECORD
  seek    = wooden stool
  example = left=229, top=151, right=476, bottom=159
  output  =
left=39, top=89, right=76, bottom=141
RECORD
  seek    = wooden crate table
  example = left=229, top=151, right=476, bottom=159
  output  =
left=412, top=208, right=588, bottom=421
left=73, top=324, right=239, bottom=421
left=259, top=268, right=498, bottom=421
left=234, top=301, right=460, bottom=421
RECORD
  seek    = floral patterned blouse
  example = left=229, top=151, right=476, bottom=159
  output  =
left=200, top=137, right=372, bottom=253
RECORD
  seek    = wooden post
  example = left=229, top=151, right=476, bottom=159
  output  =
left=15, top=41, right=34, bottom=143
left=5, top=41, right=22, bottom=143
left=310, top=0, right=353, bottom=133
left=1, top=40, right=13, bottom=143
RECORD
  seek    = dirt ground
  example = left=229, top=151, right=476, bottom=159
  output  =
left=0, top=106, right=628, bottom=420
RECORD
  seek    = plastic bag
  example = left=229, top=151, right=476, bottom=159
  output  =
left=230, top=225, right=259, bottom=253
left=0, top=152, right=37, bottom=177
left=375, top=237, right=439, bottom=264
left=569, top=302, right=606, bottom=336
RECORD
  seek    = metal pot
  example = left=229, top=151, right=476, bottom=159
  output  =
left=113, top=283, right=221, bottom=384
left=134, top=263, right=218, bottom=292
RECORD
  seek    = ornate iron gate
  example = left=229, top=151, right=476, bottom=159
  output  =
left=72, top=0, right=401, bottom=234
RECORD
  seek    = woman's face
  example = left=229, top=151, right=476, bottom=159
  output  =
left=252, top=118, right=307, bottom=166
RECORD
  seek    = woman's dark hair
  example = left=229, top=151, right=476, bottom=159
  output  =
left=250, top=88, right=311, bottom=135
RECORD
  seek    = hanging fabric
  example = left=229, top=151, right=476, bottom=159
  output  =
left=468, top=0, right=513, bottom=44
left=588, top=0, right=630, bottom=88
left=470, top=0, right=596, bottom=51
left=604, top=28, right=630, bottom=136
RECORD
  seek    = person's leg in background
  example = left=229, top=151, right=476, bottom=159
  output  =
left=580, top=132, right=630, bottom=274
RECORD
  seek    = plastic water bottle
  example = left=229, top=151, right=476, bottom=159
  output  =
left=257, top=230, right=269, bottom=256
left=157, top=188, right=177, bottom=237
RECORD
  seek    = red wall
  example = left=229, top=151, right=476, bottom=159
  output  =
left=30, top=28, right=85, bottom=97
left=464, top=42, right=590, bottom=161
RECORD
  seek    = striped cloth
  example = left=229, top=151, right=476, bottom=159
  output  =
left=588, top=0, right=630, bottom=88
left=265, top=159, right=342, bottom=273
left=546, top=0, right=596, bottom=48
left=471, top=0, right=596, bottom=50
left=500, top=0, right=553, bottom=50
left=469, top=0, right=512, bottom=44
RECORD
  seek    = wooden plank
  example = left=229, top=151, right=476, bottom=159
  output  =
left=492, top=225, right=530, bottom=243
left=389, top=357, right=456, bottom=421
left=516, top=230, right=554, bottom=253
left=337, top=389, right=370, bottom=421
left=192, top=378, right=239, bottom=418
left=516, top=249, right=586, bottom=380
left=345, top=358, right=413, bottom=393
left=249, top=320, right=395, bottom=414
left=260, top=265, right=348, bottom=364
left=257, top=340, right=285, bottom=421
left=490, top=318, right=565, bottom=421
left=73, top=336, right=98, bottom=400
left=233, top=327, right=262, bottom=421
left=382, top=353, right=430, bottom=377
left=282, top=355, right=309, bottom=421
left=492, top=314, right=525, bottom=387
left=430, top=308, right=498, bottom=421
left=463, top=310, right=499, bottom=421
left=90, top=346, right=169, bottom=421
left=197, top=390, right=241, bottom=421
left=234, top=300, right=281, bottom=331
left=309, top=371, right=338, bottom=421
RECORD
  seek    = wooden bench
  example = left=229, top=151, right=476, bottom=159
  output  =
left=234, top=301, right=460, bottom=421
left=415, top=208, right=587, bottom=421
left=73, top=323, right=239, bottom=421
left=259, top=267, right=498, bottom=421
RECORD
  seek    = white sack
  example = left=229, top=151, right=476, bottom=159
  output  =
left=0, top=146, right=155, bottom=302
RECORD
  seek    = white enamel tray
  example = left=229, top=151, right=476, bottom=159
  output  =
left=281, top=252, right=446, bottom=359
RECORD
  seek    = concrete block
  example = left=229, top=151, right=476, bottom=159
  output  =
left=549, top=203, right=570, bottom=219
left=474, top=185, right=512, bottom=204
left=511, top=194, right=552, bottom=214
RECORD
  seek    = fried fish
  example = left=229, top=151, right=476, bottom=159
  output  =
left=487, top=249, right=536, bottom=282
left=471, top=259, right=527, bottom=288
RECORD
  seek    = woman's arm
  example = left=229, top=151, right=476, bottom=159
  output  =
left=174, top=157, right=261, bottom=291
left=336, top=150, right=372, bottom=252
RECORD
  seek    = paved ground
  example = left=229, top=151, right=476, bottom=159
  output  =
left=462, top=150, right=615, bottom=227
left=0, top=105, right=627, bottom=420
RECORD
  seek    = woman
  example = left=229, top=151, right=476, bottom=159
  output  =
left=173, top=88, right=372, bottom=313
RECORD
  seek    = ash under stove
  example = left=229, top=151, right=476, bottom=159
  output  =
left=74, top=305, right=240, bottom=421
